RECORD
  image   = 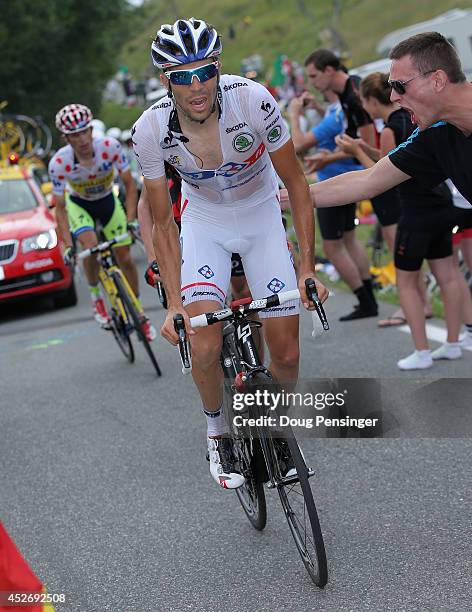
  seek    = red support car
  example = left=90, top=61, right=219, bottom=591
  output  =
left=0, top=163, right=77, bottom=308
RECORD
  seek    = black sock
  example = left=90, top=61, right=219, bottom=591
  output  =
left=354, top=285, right=376, bottom=311
left=360, top=279, right=377, bottom=309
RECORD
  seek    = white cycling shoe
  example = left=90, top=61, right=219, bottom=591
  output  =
left=207, top=437, right=245, bottom=490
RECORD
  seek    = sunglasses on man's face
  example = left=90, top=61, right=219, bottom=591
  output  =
left=388, top=70, right=435, bottom=95
left=164, top=61, right=219, bottom=86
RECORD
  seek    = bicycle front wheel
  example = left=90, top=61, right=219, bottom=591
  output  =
left=275, top=429, right=328, bottom=588
left=110, top=308, right=135, bottom=363
left=113, top=272, right=162, bottom=377
left=101, top=282, right=135, bottom=363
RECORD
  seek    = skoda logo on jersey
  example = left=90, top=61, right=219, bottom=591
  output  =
left=267, top=277, right=285, bottom=294
left=198, top=265, right=215, bottom=279
left=233, top=133, right=254, bottom=153
left=267, top=125, right=282, bottom=143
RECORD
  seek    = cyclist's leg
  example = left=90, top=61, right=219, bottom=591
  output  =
left=179, top=207, right=231, bottom=407
left=66, top=196, right=100, bottom=283
left=239, top=199, right=300, bottom=388
left=66, top=196, right=111, bottom=324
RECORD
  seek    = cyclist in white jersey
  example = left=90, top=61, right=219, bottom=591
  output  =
left=49, top=104, right=156, bottom=340
left=132, top=18, right=327, bottom=489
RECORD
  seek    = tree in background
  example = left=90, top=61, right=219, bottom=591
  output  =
left=0, top=0, right=131, bottom=128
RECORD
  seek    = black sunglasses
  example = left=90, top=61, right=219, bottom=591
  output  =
left=388, top=70, right=436, bottom=95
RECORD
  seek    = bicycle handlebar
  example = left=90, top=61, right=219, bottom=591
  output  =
left=173, top=278, right=329, bottom=375
left=173, top=314, right=192, bottom=374
left=77, top=233, right=130, bottom=260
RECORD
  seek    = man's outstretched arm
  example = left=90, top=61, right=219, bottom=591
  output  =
left=311, top=156, right=410, bottom=208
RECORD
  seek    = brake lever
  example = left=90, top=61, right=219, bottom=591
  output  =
left=305, top=278, right=329, bottom=331
left=173, top=313, right=192, bottom=374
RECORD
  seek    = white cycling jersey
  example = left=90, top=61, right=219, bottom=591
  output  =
left=48, top=136, right=129, bottom=201
left=133, top=74, right=298, bottom=317
left=132, top=75, right=290, bottom=207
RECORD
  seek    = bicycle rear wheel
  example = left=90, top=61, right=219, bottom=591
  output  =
left=233, top=436, right=267, bottom=531
left=223, top=383, right=267, bottom=530
left=113, top=273, right=162, bottom=377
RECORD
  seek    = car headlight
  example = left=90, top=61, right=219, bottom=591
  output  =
left=22, top=229, right=58, bottom=253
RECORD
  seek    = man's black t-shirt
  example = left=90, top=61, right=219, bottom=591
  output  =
left=388, top=121, right=472, bottom=206
left=385, top=109, right=453, bottom=216
left=338, top=75, right=373, bottom=138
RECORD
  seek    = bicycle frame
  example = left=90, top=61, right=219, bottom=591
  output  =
left=78, top=233, right=144, bottom=324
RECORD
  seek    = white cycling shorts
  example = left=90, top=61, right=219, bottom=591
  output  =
left=180, top=196, right=299, bottom=318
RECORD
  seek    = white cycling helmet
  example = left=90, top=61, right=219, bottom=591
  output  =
left=151, top=17, right=222, bottom=69
left=106, top=127, right=122, bottom=140
left=55, top=104, right=93, bottom=134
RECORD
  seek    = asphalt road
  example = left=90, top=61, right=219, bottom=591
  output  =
left=1, top=250, right=471, bottom=612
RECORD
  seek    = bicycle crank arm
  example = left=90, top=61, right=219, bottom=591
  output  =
left=266, top=467, right=315, bottom=489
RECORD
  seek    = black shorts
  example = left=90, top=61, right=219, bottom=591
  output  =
left=454, top=207, right=472, bottom=232
left=231, top=253, right=245, bottom=277
left=316, top=203, right=356, bottom=240
left=394, top=223, right=453, bottom=271
left=371, top=189, right=401, bottom=227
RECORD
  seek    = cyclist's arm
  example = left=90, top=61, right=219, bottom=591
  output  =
left=53, top=194, right=73, bottom=248
left=119, top=169, right=138, bottom=222
left=270, top=140, right=315, bottom=274
left=137, top=184, right=155, bottom=263
left=143, top=176, right=182, bottom=308
left=311, top=156, right=410, bottom=207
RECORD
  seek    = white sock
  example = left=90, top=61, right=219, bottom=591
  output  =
left=203, top=405, right=229, bottom=438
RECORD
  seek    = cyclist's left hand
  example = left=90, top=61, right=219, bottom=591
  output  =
left=127, top=219, right=140, bottom=238
left=298, top=272, right=328, bottom=310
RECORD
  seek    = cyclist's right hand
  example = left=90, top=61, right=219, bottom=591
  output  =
left=161, top=306, right=195, bottom=346
left=63, top=245, right=76, bottom=267
left=144, top=259, right=161, bottom=287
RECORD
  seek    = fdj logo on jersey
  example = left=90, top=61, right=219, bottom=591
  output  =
left=198, top=265, right=215, bottom=279
left=233, top=133, right=254, bottom=153
left=267, top=277, right=285, bottom=293
left=267, top=125, right=282, bottom=143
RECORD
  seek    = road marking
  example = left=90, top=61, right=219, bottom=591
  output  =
left=397, top=323, right=472, bottom=351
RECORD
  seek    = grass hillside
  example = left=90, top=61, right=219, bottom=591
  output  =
left=121, top=0, right=472, bottom=79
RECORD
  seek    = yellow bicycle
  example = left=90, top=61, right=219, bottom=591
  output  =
left=78, top=233, right=162, bottom=376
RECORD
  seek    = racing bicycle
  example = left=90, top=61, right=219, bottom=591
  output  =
left=78, top=233, right=162, bottom=376
left=174, top=279, right=329, bottom=587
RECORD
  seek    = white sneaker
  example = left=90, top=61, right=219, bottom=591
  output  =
left=397, top=350, right=433, bottom=370
left=459, top=331, right=472, bottom=348
left=207, top=437, right=245, bottom=490
left=431, top=343, right=462, bottom=360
